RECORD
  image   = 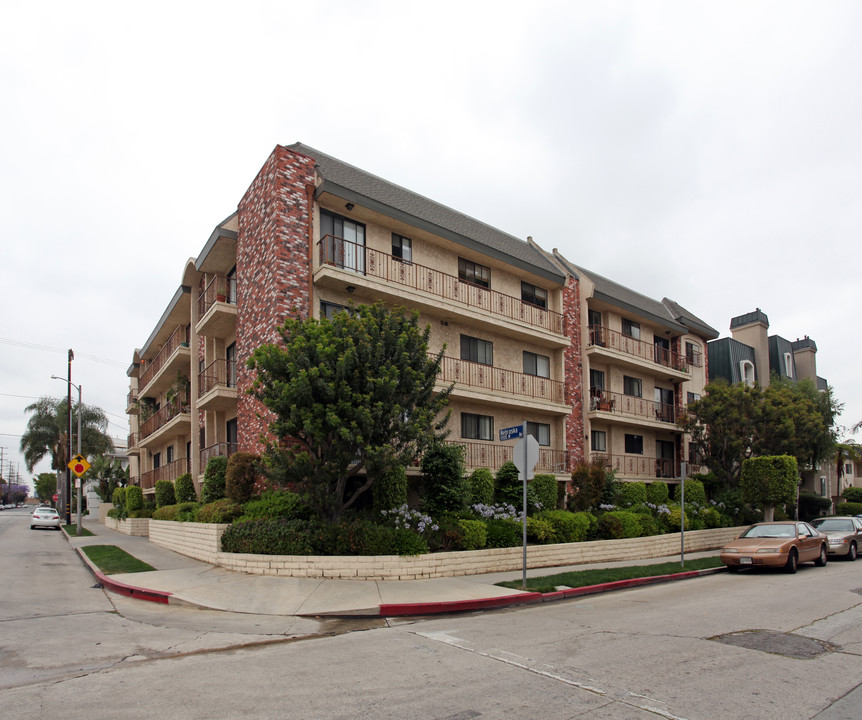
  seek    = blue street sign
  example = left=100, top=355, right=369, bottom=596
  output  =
left=499, top=424, right=524, bottom=442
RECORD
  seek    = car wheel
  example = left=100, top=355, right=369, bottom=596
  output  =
left=726, top=565, right=740, bottom=573
left=784, top=549, right=798, bottom=574
left=848, top=542, right=857, bottom=561
left=29, top=525, right=34, bottom=530
left=815, top=545, right=828, bottom=567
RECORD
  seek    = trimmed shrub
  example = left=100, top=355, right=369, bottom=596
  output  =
left=798, top=490, right=833, bottom=521
left=646, top=481, right=669, bottom=506
left=424, top=514, right=466, bottom=553
left=221, top=518, right=315, bottom=555
left=226, top=452, right=260, bottom=505
left=661, top=504, right=690, bottom=532
left=129, top=507, right=153, bottom=519
left=484, top=518, right=522, bottom=548
left=673, top=478, right=707, bottom=506
left=634, top=512, right=660, bottom=536
left=457, top=518, right=487, bottom=550
left=468, top=468, right=494, bottom=506
left=618, top=482, right=647, bottom=508
left=836, top=502, right=862, bottom=516
left=495, top=461, right=541, bottom=512
left=531, top=474, right=558, bottom=513
left=112, top=486, right=126, bottom=509
left=202, top=456, right=228, bottom=504
left=152, top=502, right=199, bottom=521
left=174, top=473, right=198, bottom=503
left=842, top=487, right=862, bottom=503
left=196, top=499, right=243, bottom=523
left=740, top=455, right=797, bottom=519
left=699, top=507, right=723, bottom=529
left=568, top=461, right=609, bottom=511
left=537, top=510, right=592, bottom=543
left=154, top=480, right=176, bottom=508
left=327, top=518, right=428, bottom=556
left=526, top=517, right=556, bottom=544
left=372, top=465, right=408, bottom=513
left=239, top=490, right=309, bottom=522
left=125, top=485, right=144, bottom=513
left=597, top=510, right=642, bottom=539
left=421, top=443, right=468, bottom=514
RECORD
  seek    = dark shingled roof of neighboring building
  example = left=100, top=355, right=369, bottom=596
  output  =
left=286, top=142, right=566, bottom=284
left=730, top=308, right=769, bottom=329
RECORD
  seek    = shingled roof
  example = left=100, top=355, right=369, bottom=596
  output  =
left=286, top=142, right=565, bottom=284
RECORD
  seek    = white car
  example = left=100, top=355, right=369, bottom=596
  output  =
left=30, top=507, right=61, bottom=530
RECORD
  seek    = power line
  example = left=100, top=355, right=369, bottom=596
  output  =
left=0, top=338, right=126, bottom=368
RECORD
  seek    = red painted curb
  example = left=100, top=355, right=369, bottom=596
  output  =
left=74, top=547, right=172, bottom=605
left=380, top=592, right=544, bottom=617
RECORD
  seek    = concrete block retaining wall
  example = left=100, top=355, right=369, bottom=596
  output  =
left=104, top=516, right=150, bottom=537
left=142, top=521, right=744, bottom=580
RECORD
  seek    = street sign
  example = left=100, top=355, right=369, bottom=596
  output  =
left=513, top=435, right=540, bottom=481
left=68, top=454, right=90, bottom=477
left=499, top=424, right=524, bottom=442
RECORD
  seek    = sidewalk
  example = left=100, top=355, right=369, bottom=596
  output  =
left=65, top=517, right=724, bottom=617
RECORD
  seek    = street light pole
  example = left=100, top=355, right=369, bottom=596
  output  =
left=66, top=350, right=73, bottom=526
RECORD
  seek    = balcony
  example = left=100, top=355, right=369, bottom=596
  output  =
left=126, top=432, right=141, bottom=456
left=200, top=442, right=237, bottom=474
left=587, top=325, right=690, bottom=380
left=197, top=274, right=237, bottom=338
left=437, top=355, right=565, bottom=405
left=591, top=452, right=680, bottom=480
left=138, top=395, right=191, bottom=446
left=198, top=359, right=238, bottom=412
left=317, top=236, right=564, bottom=336
left=138, top=325, right=191, bottom=397
left=126, top=389, right=138, bottom=414
left=140, top=457, right=189, bottom=491
left=589, top=389, right=678, bottom=428
left=451, top=440, right=568, bottom=474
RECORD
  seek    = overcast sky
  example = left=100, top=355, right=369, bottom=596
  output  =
left=2, top=1, right=860, bottom=490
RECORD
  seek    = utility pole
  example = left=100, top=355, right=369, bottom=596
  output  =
left=66, top=349, right=73, bottom=526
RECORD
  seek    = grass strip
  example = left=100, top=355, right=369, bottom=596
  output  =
left=496, top=556, right=723, bottom=594
left=64, top=524, right=95, bottom=537
left=82, top=545, right=156, bottom=575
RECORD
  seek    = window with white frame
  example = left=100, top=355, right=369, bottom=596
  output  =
left=523, top=351, right=550, bottom=378
left=740, top=360, right=755, bottom=387
left=784, top=352, right=793, bottom=378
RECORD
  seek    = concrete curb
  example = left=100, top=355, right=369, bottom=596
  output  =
left=70, top=542, right=174, bottom=605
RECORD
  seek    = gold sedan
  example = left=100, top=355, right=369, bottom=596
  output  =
left=720, top=521, right=828, bottom=574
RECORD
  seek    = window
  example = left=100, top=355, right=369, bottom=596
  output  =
left=622, top=318, right=640, bottom=340
left=740, top=360, right=755, bottom=387
left=526, top=422, right=550, bottom=446
left=591, top=430, right=607, bottom=452
left=392, top=234, right=412, bottom=262
left=523, top=351, right=550, bottom=378
left=226, top=418, right=238, bottom=452
left=153, top=452, right=161, bottom=469
left=589, top=369, right=605, bottom=390
left=623, top=375, right=642, bottom=398
left=656, top=440, right=674, bottom=478
left=461, top=413, right=493, bottom=441
left=226, top=342, right=237, bottom=388
left=458, top=257, right=490, bottom=288
left=686, top=341, right=701, bottom=367
left=321, top=211, right=366, bottom=274
left=625, top=434, right=644, bottom=454
left=784, top=352, right=793, bottom=378
left=687, top=391, right=701, bottom=405
left=166, top=445, right=174, bottom=464
left=655, top=387, right=674, bottom=422
left=461, top=334, right=493, bottom=365
left=227, top=266, right=237, bottom=304
left=521, top=282, right=547, bottom=308
left=588, top=309, right=604, bottom=345
left=846, top=463, right=853, bottom=476
left=321, top=301, right=349, bottom=320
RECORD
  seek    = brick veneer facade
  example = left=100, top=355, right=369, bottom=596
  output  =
left=563, top=275, right=585, bottom=471
left=236, top=146, right=316, bottom=454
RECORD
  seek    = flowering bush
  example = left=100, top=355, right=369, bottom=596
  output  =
left=381, top=504, right=439, bottom=533
left=471, top=503, right=519, bottom=521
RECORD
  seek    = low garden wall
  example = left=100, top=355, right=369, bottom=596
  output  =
left=104, top=516, right=150, bottom=537
left=145, top=521, right=744, bottom=580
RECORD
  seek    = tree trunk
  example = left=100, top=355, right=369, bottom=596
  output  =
left=763, top=505, right=775, bottom=522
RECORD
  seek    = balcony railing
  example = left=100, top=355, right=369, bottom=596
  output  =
left=127, top=432, right=139, bottom=449
left=140, top=457, right=189, bottom=491
left=198, top=359, right=237, bottom=397
left=139, top=325, right=190, bottom=390
left=126, top=389, right=138, bottom=411
left=588, top=325, right=689, bottom=373
left=589, top=388, right=676, bottom=424
left=200, top=442, right=238, bottom=472
left=686, top=348, right=703, bottom=368
left=591, top=452, right=680, bottom=479
left=437, top=355, right=564, bottom=403
left=319, top=236, right=564, bottom=334
left=139, top=395, right=190, bottom=440
left=451, top=440, right=568, bottom=474
left=198, top=274, right=237, bottom=317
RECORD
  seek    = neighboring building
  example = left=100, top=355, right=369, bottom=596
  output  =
left=126, top=144, right=579, bottom=495
left=548, top=253, right=718, bottom=484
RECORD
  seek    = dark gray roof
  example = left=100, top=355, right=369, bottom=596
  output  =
left=792, top=337, right=818, bottom=352
left=662, top=298, right=719, bottom=340
left=286, top=143, right=565, bottom=284
left=731, top=308, right=769, bottom=329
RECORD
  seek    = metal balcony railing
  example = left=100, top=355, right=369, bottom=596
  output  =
left=198, top=359, right=237, bottom=397
left=588, top=325, right=689, bottom=373
left=591, top=452, right=680, bottom=479
left=139, top=395, right=190, bottom=440
left=138, top=325, right=190, bottom=390
left=436, top=355, right=564, bottom=403
left=198, top=274, right=237, bottom=317
left=589, top=388, right=677, bottom=424
left=319, top=236, right=564, bottom=334
left=140, top=458, right=189, bottom=491
left=451, top=440, right=568, bottom=474
left=200, top=442, right=238, bottom=472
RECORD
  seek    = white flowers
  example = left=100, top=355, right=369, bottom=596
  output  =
left=381, top=504, right=439, bottom=533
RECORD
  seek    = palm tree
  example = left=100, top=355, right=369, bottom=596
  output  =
left=20, top=396, right=114, bottom=472
left=833, top=440, right=862, bottom=495
left=85, top=453, right=129, bottom=501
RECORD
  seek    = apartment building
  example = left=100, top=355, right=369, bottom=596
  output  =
left=548, top=253, right=718, bottom=484
left=126, top=144, right=582, bottom=494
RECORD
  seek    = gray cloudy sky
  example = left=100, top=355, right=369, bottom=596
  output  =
left=2, top=1, right=860, bottom=489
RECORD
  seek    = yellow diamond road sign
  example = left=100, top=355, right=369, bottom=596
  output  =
left=68, top=454, right=90, bottom=477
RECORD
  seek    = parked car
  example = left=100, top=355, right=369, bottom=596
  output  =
left=810, top=516, right=862, bottom=560
left=30, top=507, right=61, bottom=531
left=721, top=521, right=828, bottom=574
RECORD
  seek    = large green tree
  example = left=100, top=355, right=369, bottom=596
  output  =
left=679, top=377, right=839, bottom=489
left=248, top=303, right=452, bottom=523
left=20, top=397, right=114, bottom=472
left=34, top=472, right=57, bottom=503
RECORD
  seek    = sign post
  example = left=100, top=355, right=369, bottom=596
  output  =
left=680, top=461, right=687, bottom=567
left=510, top=423, right=540, bottom=590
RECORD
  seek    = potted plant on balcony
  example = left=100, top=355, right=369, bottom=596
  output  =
left=165, top=372, right=191, bottom=414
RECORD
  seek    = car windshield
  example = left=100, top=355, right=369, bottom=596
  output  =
left=742, top=524, right=796, bottom=538
left=812, top=519, right=854, bottom=532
